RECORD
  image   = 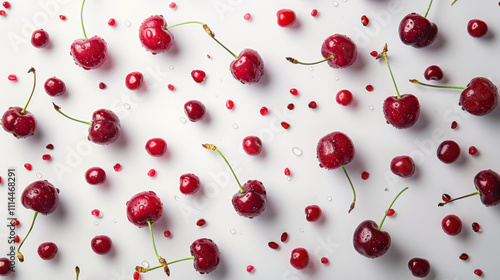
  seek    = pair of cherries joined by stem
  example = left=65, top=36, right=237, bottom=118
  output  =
left=139, top=16, right=264, bottom=84
left=399, top=0, right=438, bottom=48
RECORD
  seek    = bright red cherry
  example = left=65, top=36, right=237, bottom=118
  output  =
left=408, top=257, right=431, bottom=278
left=242, top=136, right=262, bottom=155
left=126, top=191, right=163, bottom=227
left=459, top=77, right=498, bottom=116
left=390, top=155, right=415, bottom=178
left=321, top=34, right=357, bottom=69
left=191, top=70, right=206, bottom=83
left=437, top=140, right=460, bottom=164
left=230, top=48, right=264, bottom=84
left=190, top=238, right=220, bottom=274
left=145, top=138, right=167, bottom=156
left=441, top=214, right=462, bottom=236
left=424, top=65, right=443, bottom=81
left=184, top=100, right=206, bottom=122
left=179, top=173, right=201, bottom=195
left=139, top=15, right=174, bottom=54
left=85, top=167, right=106, bottom=185
left=277, top=9, right=296, bottom=27
left=290, top=248, right=309, bottom=270
left=305, top=205, right=322, bottom=222
left=125, top=72, right=144, bottom=90
left=31, top=29, right=49, bottom=48
left=0, top=258, right=12, bottom=275
left=399, top=0, right=438, bottom=48
left=467, top=19, right=488, bottom=38
left=37, top=242, right=58, bottom=260
left=91, top=235, right=112, bottom=255
left=336, top=89, right=353, bottom=106
left=44, top=77, right=66, bottom=96
left=70, top=35, right=107, bottom=70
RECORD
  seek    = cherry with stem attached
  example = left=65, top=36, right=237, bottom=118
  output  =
left=203, top=143, right=267, bottom=218
left=399, top=0, right=438, bottom=48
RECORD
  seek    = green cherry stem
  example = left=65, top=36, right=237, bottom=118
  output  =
left=341, top=165, right=356, bottom=213
left=140, top=257, right=196, bottom=273
left=17, top=211, right=39, bottom=262
left=203, top=144, right=244, bottom=193
left=286, top=55, right=334, bottom=66
left=75, top=266, right=80, bottom=280
left=52, top=103, right=93, bottom=126
left=450, top=0, right=457, bottom=5
left=438, top=191, right=480, bottom=207
left=424, top=0, right=434, bottom=18
left=20, top=67, right=37, bottom=115
left=80, top=0, right=88, bottom=40
left=378, top=187, right=408, bottom=230
left=146, top=220, right=170, bottom=276
left=409, top=79, right=467, bottom=90
left=377, top=44, right=401, bottom=99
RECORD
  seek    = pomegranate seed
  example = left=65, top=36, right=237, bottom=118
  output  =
left=259, top=106, right=269, bottom=116
left=147, top=169, right=157, bottom=177
left=281, top=232, right=288, bottom=242
left=474, top=269, right=483, bottom=276
left=46, top=144, right=54, bottom=150
left=24, top=163, right=32, bottom=171
left=108, top=18, right=116, bottom=26
left=370, top=51, right=378, bottom=57
left=321, top=257, right=329, bottom=264
left=14, top=235, right=20, bottom=243
left=442, top=193, right=451, bottom=202
left=290, top=88, right=298, bottom=96
left=472, top=222, right=482, bottom=233
left=451, top=121, right=458, bottom=129
left=268, top=241, right=279, bottom=250
left=386, top=209, right=395, bottom=216
left=469, top=146, right=478, bottom=155
left=59, top=15, right=66, bottom=20
left=226, top=100, right=234, bottom=109
left=196, top=219, right=206, bottom=227
left=311, top=9, right=318, bottom=17
left=3, top=2, right=10, bottom=9
left=361, top=15, right=369, bottom=26
left=460, top=253, right=469, bottom=260
left=169, top=2, right=176, bottom=8
left=281, top=122, right=290, bottom=129
left=10, top=219, right=20, bottom=226
left=133, top=271, right=140, bottom=280
left=246, top=265, right=255, bottom=272
left=284, top=168, right=291, bottom=176
left=7, top=74, right=17, bottom=81
left=113, top=163, right=122, bottom=172
left=163, top=230, right=171, bottom=238
left=42, top=154, right=51, bottom=161
left=99, top=82, right=106, bottom=89
left=287, top=103, right=295, bottom=110
left=244, top=13, right=251, bottom=20
left=167, top=84, right=175, bottom=91
left=308, top=101, right=317, bottom=109
left=91, top=209, right=102, bottom=218
left=0, top=10, right=6, bottom=16
left=361, top=171, right=369, bottom=180
left=366, top=85, right=374, bottom=92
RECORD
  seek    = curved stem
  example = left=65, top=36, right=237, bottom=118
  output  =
left=20, top=67, right=36, bottom=114
left=147, top=220, right=161, bottom=261
left=409, top=79, right=467, bottom=90
left=286, top=55, right=334, bottom=66
left=378, top=44, right=401, bottom=99
left=438, top=191, right=480, bottom=207
left=341, top=165, right=356, bottom=213
left=378, top=187, right=408, bottom=230
left=450, top=0, right=457, bottom=5
left=17, top=211, right=39, bottom=262
left=52, top=103, right=93, bottom=126
left=424, top=0, right=434, bottom=18
left=202, top=144, right=244, bottom=193
left=75, top=266, right=80, bottom=280
left=80, top=0, right=88, bottom=40
left=144, top=257, right=195, bottom=272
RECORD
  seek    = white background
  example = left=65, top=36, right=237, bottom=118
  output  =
left=1, top=0, right=500, bottom=279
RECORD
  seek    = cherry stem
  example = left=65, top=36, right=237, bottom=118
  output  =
left=341, top=165, right=356, bottom=213
left=147, top=220, right=161, bottom=261
left=202, top=144, right=244, bottom=193
left=409, top=79, right=467, bottom=90
left=286, top=55, right=334, bottom=66
left=377, top=44, right=401, bottom=99
left=17, top=211, right=39, bottom=262
left=438, top=190, right=480, bottom=207
left=80, top=0, right=88, bottom=40
left=20, top=67, right=36, bottom=115
left=424, top=0, right=433, bottom=18
left=141, top=257, right=195, bottom=273
left=450, top=0, right=457, bottom=5
left=52, top=103, right=93, bottom=126
left=165, top=21, right=238, bottom=59
left=75, top=266, right=80, bottom=280
left=378, top=187, right=408, bottom=230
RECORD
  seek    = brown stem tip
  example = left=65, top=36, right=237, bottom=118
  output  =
left=28, top=67, right=36, bottom=74
left=52, top=102, right=61, bottom=111
left=202, top=24, right=215, bottom=38
left=375, top=43, right=388, bottom=60
left=159, top=257, right=170, bottom=276
left=17, top=252, right=24, bottom=262
left=348, top=201, right=355, bottom=213
left=409, top=79, right=419, bottom=84
left=286, top=57, right=298, bottom=64
left=202, top=143, right=217, bottom=151
left=135, top=266, right=147, bottom=273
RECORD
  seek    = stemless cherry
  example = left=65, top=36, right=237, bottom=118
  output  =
left=179, top=173, right=201, bottom=195
left=145, top=138, right=167, bottom=156
left=184, top=100, right=206, bottom=122
left=37, top=242, right=58, bottom=260
left=277, top=9, right=296, bottom=27
left=191, top=70, right=206, bottom=83
left=85, top=167, right=106, bottom=185
left=290, top=248, right=309, bottom=270
left=0, top=258, right=11, bottom=275
left=467, top=19, right=488, bottom=38
left=91, top=235, right=112, bottom=255
left=408, top=257, right=431, bottom=278
left=424, top=65, right=443, bottom=81
left=31, top=29, right=49, bottom=48
left=125, top=72, right=144, bottom=90
left=437, top=140, right=461, bottom=164
left=441, top=214, right=462, bottom=236
left=305, top=205, right=322, bottom=222
left=44, top=77, right=66, bottom=96
left=336, top=89, right=353, bottom=106
left=242, top=136, right=263, bottom=155
left=390, top=155, right=415, bottom=178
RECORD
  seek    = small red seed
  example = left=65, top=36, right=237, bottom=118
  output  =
left=167, top=84, right=175, bottom=91
left=308, top=101, right=317, bottom=109
left=7, top=74, right=17, bottom=81
left=290, top=88, right=298, bottom=96
left=14, top=235, right=20, bottom=243
left=147, top=169, right=157, bottom=177
left=268, top=241, right=279, bottom=249
left=226, top=100, right=234, bottom=109
left=59, top=15, right=66, bottom=20
left=3, top=2, right=10, bottom=9
left=361, top=171, right=369, bottom=180
left=474, top=269, right=483, bottom=276
left=164, top=230, right=171, bottom=238
left=451, top=121, right=458, bottom=129
left=366, top=85, right=374, bottom=92
left=442, top=193, right=451, bottom=202
left=10, top=219, right=20, bottom=226
left=108, top=18, right=116, bottom=26
left=259, top=106, right=269, bottom=116
left=46, top=144, right=54, bottom=150
left=287, top=103, right=295, bottom=110
left=113, top=163, right=122, bottom=172
left=281, top=232, right=288, bottom=242
left=42, top=154, right=51, bottom=161
left=460, top=253, right=469, bottom=260
left=91, top=209, right=102, bottom=217
left=386, top=209, right=395, bottom=216
left=370, top=51, right=378, bottom=57
left=0, top=10, right=5, bottom=16
left=133, top=271, right=140, bottom=280
left=24, top=163, right=32, bottom=171
left=244, top=13, right=251, bottom=20
left=196, top=219, right=206, bottom=227
left=311, top=9, right=318, bottom=17
left=284, top=168, right=291, bottom=176
left=472, top=222, right=482, bottom=233
left=281, top=122, right=290, bottom=129
left=99, top=82, right=106, bottom=89
left=321, top=257, right=329, bottom=264
left=247, top=265, right=254, bottom=273
left=469, top=146, right=478, bottom=155
left=361, top=15, right=369, bottom=26
left=169, top=2, right=176, bottom=8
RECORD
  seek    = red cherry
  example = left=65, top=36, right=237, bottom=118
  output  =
left=230, top=48, right=264, bottom=84
left=179, top=173, right=201, bottom=195
left=336, top=89, right=353, bottom=106
left=467, top=19, right=488, bottom=38
left=184, top=100, right=206, bottom=122
left=190, top=238, right=220, bottom=274
left=259, top=106, right=269, bottom=116
left=246, top=265, right=254, bottom=272
left=459, top=77, right=498, bottom=116
left=353, top=220, right=391, bottom=258
left=242, top=136, right=263, bottom=155
left=139, top=15, right=174, bottom=54
left=91, top=235, right=112, bottom=255
left=31, top=29, right=49, bottom=48
left=399, top=12, right=438, bottom=48
left=44, top=77, right=66, bottom=96
left=320, top=34, right=358, bottom=69
left=408, top=257, right=431, bottom=278
left=126, top=191, right=163, bottom=227
left=191, top=70, right=206, bottom=83
left=125, top=72, right=144, bottom=90
left=0, top=258, right=12, bottom=275
left=437, top=140, right=461, bottom=164
left=85, top=167, right=106, bottom=185
left=37, top=242, right=58, bottom=260
left=232, top=180, right=267, bottom=218
left=317, top=131, right=355, bottom=170
left=424, top=65, right=443, bottom=81
left=441, top=214, right=462, bottom=236
left=22, top=180, right=59, bottom=214
left=290, top=248, right=309, bottom=270
left=226, top=100, right=234, bottom=109
left=108, top=18, right=116, bottom=26
left=147, top=169, right=157, bottom=177
left=305, top=205, right=322, bottom=222
left=70, top=36, right=108, bottom=70
left=145, top=138, right=167, bottom=156
left=390, top=155, right=415, bottom=178
left=277, top=9, right=296, bottom=27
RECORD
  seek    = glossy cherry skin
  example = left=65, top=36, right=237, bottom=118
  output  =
left=390, top=155, right=415, bottom=178
left=305, top=205, right=322, bottom=222
left=37, top=242, right=58, bottom=260
left=184, top=100, right=206, bottom=122
left=399, top=13, right=438, bottom=48
left=408, top=257, right=431, bottom=278
left=424, top=65, right=443, bottom=81
left=0, top=258, right=12, bottom=275
left=145, top=138, right=167, bottom=156
left=232, top=180, right=267, bottom=218
left=70, top=35, right=108, bottom=70
left=21, top=180, right=59, bottom=215
left=139, top=15, right=173, bottom=54
left=317, top=131, right=355, bottom=170
left=126, top=191, right=163, bottom=227
left=242, top=136, right=263, bottom=155
left=1, top=106, right=37, bottom=138
left=277, top=9, right=296, bottom=27
left=85, top=167, right=106, bottom=185
left=321, top=34, right=357, bottom=69
left=125, top=72, right=143, bottom=90
left=91, top=235, right=112, bottom=255
left=441, top=215, right=462, bottom=236
left=180, top=173, right=201, bottom=195
left=191, top=70, right=206, bottom=83
left=190, top=238, right=220, bottom=274
left=31, top=29, right=49, bottom=48
left=290, top=248, right=309, bottom=270
left=353, top=220, right=391, bottom=258
left=336, top=89, right=353, bottom=106
left=437, top=140, right=460, bottom=164
left=459, top=77, right=498, bottom=116
left=474, top=169, right=500, bottom=206
left=88, top=109, right=120, bottom=144
left=467, top=19, right=488, bottom=38
left=230, top=48, right=264, bottom=84
left=383, top=94, right=420, bottom=129
left=44, top=77, right=66, bottom=96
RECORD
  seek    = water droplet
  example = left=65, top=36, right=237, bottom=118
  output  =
left=169, top=66, right=174, bottom=70
left=327, top=196, right=333, bottom=201
left=299, top=228, right=304, bottom=233
left=94, top=221, right=99, bottom=226
left=308, top=66, right=314, bottom=71
left=230, top=228, right=236, bottom=234
left=142, top=261, right=149, bottom=268
left=180, top=117, right=187, bottom=124
left=333, top=1, right=338, bottom=7
left=310, top=74, right=314, bottom=79
left=174, top=195, right=180, bottom=201
left=232, top=123, right=238, bottom=129
left=286, top=176, right=291, bottom=181
left=384, top=188, right=389, bottom=191
left=369, top=105, right=374, bottom=110
left=335, top=77, right=339, bottom=81
left=36, top=173, right=42, bottom=179
left=292, top=147, right=302, bottom=156
left=124, top=103, right=130, bottom=110
left=113, top=219, right=117, bottom=223
left=125, top=20, right=131, bottom=27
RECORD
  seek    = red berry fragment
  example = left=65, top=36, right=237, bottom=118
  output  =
left=268, top=241, right=279, bottom=250
left=244, top=13, right=251, bottom=20
left=361, top=15, right=369, bottom=26
left=321, top=257, right=329, bottom=264
left=167, top=84, right=175, bottom=91
left=169, top=2, right=176, bottom=8
left=311, top=9, right=318, bottom=17
left=226, top=100, right=234, bottom=109
left=284, top=168, right=291, bottom=176
left=98, top=82, right=106, bottom=89
left=163, top=230, right=171, bottom=238
left=469, top=146, right=478, bottom=155
left=308, top=101, right=317, bottom=109
left=243, top=136, right=263, bottom=155
left=277, top=9, right=296, bottom=27
left=287, top=103, right=295, bottom=110
left=305, top=205, right=322, bottom=222
left=108, top=18, right=116, bottom=26
left=386, top=209, right=395, bottom=216
left=290, top=88, right=298, bottom=96
left=85, top=167, right=106, bottom=185
left=442, top=193, right=451, bottom=202
left=451, top=121, right=458, bottom=129
left=125, top=72, right=144, bottom=90
left=191, top=70, right=206, bottom=83
left=474, top=269, right=483, bottom=276
left=361, top=171, right=369, bottom=180
left=147, top=169, right=157, bottom=177
left=91, top=209, right=102, bottom=217
left=260, top=106, right=269, bottom=116
left=370, top=51, right=378, bottom=57
left=2, top=2, right=10, bottom=8
left=133, top=271, right=140, bottom=280
left=113, top=163, right=122, bottom=172
left=0, top=10, right=5, bottom=16
left=7, top=74, right=17, bottom=81
left=14, top=236, right=19, bottom=243
left=196, top=218, right=206, bottom=227
left=290, top=248, right=309, bottom=270
left=281, top=232, right=288, bottom=242
left=42, top=154, right=51, bottom=161
left=10, top=219, right=20, bottom=226
left=336, top=89, right=353, bottom=106
left=472, top=222, right=482, bottom=233
left=460, top=253, right=469, bottom=260
left=24, top=163, right=32, bottom=171
left=46, top=144, right=54, bottom=150
left=59, top=15, right=66, bottom=20
left=281, top=122, right=290, bottom=129
left=145, top=138, right=167, bottom=157
left=246, top=265, right=254, bottom=272
left=366, top=85, right=374, bottom=92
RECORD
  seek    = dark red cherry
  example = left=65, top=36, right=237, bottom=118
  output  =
left=2, top=106, right=37, bottom=138
left=290, top=248, right=309, bottom=270
left=0, top=258, right=12, bottom=275
left=89, top=109, right=121, bottom=144
left=353, top=220, right=391, bottom=258
left=321, top=34, right=357, bottom=69
left=44, top=77, right=66, bottom=96
left=184, top=100, right=206, bottom=122
left=139, top=15, right=174, bottom=54
left=437, top=140, right=460, bottom=164
left=126, top=191, right=163, bottom=227
left=441, top=214, right=462, bottom=236
left=390, top=155, right=415, bottom=178
left=474, top=169, right=500, bottom=206
left=277, top=9, right=296, bottom=27
left=316, top=131, right=355, bottom=170
left=230, top=48, right=264, bottom=84
left=399, top=13, right=438, bottom=48
left=242, top=136, right=263, bottom=155
left=37, top=242, right=58, bottom=260
left=459, top=77, right=498, bottom=116
left=336, top=89, right=353, bottom=106
left=85, top=167, right=106, bottom=185
left=467, top=19, right=488, bottom=38
left=190, top=238, right=220, bottom=274
left=145, top=138, right=167, bottom=156
left=383, top=94, right=420, bottom=129
left=191, top=70, right=206, bottom=83
left=125, top=72, right=144, bottom=90
left=232, top=180, right=267, bottom=218
left=179, top=173, right=201, bottom=195
left=408, top=257, right=431, bottom=278
left=424, top=65, right=443, bottom=81
left=21, top=180, right=59, bottom=215
left=91, top=235, right=112, bottom=255
left=70, top=36, right=108, bottom=70
left=305, top=205, right=322, bottom=222
left=31, top=29, right=49, bottom=48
